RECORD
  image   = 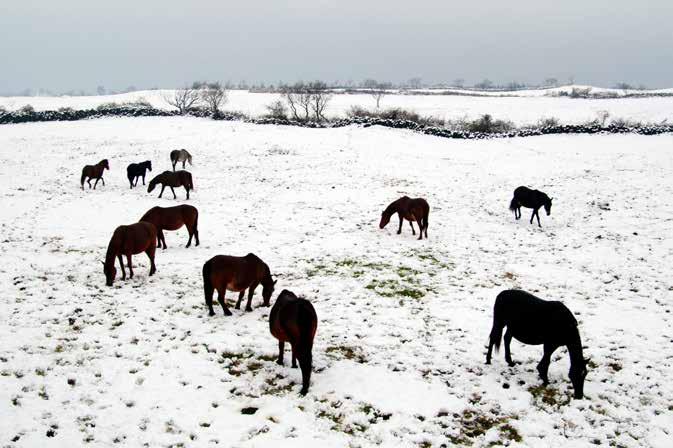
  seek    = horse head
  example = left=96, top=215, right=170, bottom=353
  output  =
left=102, top=260, right=116, bottom=287
left=262, top=277, right=277, bottom=307
left=102, top=159, right=110, bottom=170
left=379, top=208, right=393, bottom=229
left=569, top=357, right=589, bottom=399
left=544, top=197, right=553, bottom=216
left=147, top=160, right=152, bottom=172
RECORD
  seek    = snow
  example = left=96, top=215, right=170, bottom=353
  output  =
left=2, top=86, right=673, bottom=126
left=0, top=116, right=672, bottom=447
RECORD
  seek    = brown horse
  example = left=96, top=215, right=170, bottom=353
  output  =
left=202, top=253, right=276, bottom=316
left=147, top=170, right=193, bottom=199
left=139, top=205, right=199, bottom=249
left=102, top=222, right=157, bottom=286
left=81, top=159, right=109, bottom=190
left=269, top=290, right=318, bottom=395
left=379, top=196, right=430, bottom=240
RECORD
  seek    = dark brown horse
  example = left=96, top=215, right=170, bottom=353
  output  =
left=379, top=196, right=430, bottom=240
left=170, top=149, right=192, bottom=171
left=81, top=159, right=109, bottom=190
left=486, top=289, right=589, bottom=399
left=102, top=222, right=157, bottom=286
left=202, top=253, right=276, bottom=316
left=147, top=170, right=193, bottom=199
left=509, top=186, right=553, bottom=227
left=270, top=290, right=318, bottom=395
left=139, top=205, right=199, bottom=249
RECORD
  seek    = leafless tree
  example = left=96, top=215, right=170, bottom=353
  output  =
left=407, top=77, right=422, bottom=89
left=281, top=82, right=312, bottom=121
left=200, top=82, right=229, bottom=116
left=544, top=78, right=559, bottom=87
left=264, top=100, right=287, bottom=119
left=452, top=78, right=465, bottom=88
left=307, top=81, right=332, bottom=121
left=363, top=80, right=391, bottom=109
left=162, top=85, right=201, bottom=114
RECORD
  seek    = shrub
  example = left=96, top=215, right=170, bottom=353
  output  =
left=19, top=104, right=35, bottom=113
left=264, top=100, right=288, bottom=119
left=96, top=102, right=119, bottom=111
left=466, top=114, right=514, bottom=133
left=347, top=106, right=444, bottom=127
left=569, top=87, right=591, bottom=98
left=57, top=107, right=75, bottom=113
left=0, top=105, right=7, bottom=115
left=537, top=117, right=560, bottom=127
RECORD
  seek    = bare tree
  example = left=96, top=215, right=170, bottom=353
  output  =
left=407, top=77, right=422, bottom=89
left=264, top=100, right=287, bottom=119
left=281, top=82, right=312, bottom=121
left=307, top=81, right=332, bottom=121
left=200, top=82, right=229, bottom=116
left=162, top=85, right=201, bottom=114
left=452, top=78, right=465, bottom=88
left=544, top=78, right=559, bottom=87
left=475, top=79, right=493, bottom=90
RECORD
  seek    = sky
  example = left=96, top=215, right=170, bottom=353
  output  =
left=1, top=0, right=672, bottom=93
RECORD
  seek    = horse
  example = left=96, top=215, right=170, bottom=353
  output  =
left=202, top=253, right=276, bottom=316
left=485, top=289, right=589, bottom=399
left=170, top=149, right=192, bottom=171
left=80, top=159, right=109, bottom=190
left=147, top=171, right=193, bottom=200
left=379, top=196, right=430, bottom=240
left=269, top=290, right=318, bottom=395
left=139, top=205, right=199, bottom=249
left=126, top=160, right=152, bottom=188
left=102, top=221, right=157, bottom=287
left=509, top=186, right=553, bottom=227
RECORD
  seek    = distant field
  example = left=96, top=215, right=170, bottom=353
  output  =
left=2, top=86, right=673, bottom=126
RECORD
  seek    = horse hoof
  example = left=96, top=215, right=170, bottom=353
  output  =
left=224, top=310, right=232, bottom=316
left=299, top=388, right=308, bottom=396
left=276, top=360, right=283, bottom=366
left=507, top=362, right=516, bottom=367
left=245, top=307, right=253, bottom=313
left=485, top=360, right=491, bottom=365
left=208, top=311, right=215, bottom=317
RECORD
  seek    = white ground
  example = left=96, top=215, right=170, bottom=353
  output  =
left=2, top=86, right=673, bottom=126
left=0, top=117, right=672, bottom=447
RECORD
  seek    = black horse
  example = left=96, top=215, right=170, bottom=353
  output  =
left=126, top=161, right=152, bottom=189
left=509, top=186, right=553, bottom=227
left=486, top=289, right=589, bottom=399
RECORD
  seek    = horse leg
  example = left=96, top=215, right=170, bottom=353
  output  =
left=530, top=209, right=536, bottom=225
left=93, top=178, right=99, bottom=190
left=409, top=221, right=415, bottom=235
left=235, top=290, right=245, bottom=310
left=536, top=209, right=542, bottom=227
left=397, top=215, right=403, bottom=235
left=126, top=253, right=134, bottom=279
left=87, top=178, right=92, bottom=189
left=245, top=286, right=256, bottom=312
left=291, top=343, right=297, bottom=368
left=416, top=216, right=423, bottom=240
left=146, top=245, right=156, bottom=276
left=170, top=187, right=176, bottom=199
left=516, top=207, right=521, bottom=219
left=504, top=329, right=515, bottom=366
left=158, top=230, right=167, bottom=249
left=185, top=186, right=189, bottom=200
left=172, top=160, right=176, bottom=171
left=182, top=160, right=186, bottom=169
left=101, top=177, right=105, bottom=186
left=217, top=291, right=232, bottom=316
left=142, top=174, right=146, bottom=186
left=277, top=340, right=285, bottom=365
left=134, top=176, right=139, bottom=187
left=117, top=254, right=126, bottom=280
left=158, top=185, right=165, bottom=198
left=537, top=344, right=555, bottom=385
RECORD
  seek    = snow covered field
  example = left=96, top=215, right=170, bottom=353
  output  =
left=2, top=87, right=673, bottom=126
left=1, top=117, right=672, bottom=447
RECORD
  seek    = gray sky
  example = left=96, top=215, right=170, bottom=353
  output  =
left=2, top=0, right=672, bottom=93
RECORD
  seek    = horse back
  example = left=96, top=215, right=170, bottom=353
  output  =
left=270, top=290, right=317, bottom=345
left=207, top=254, right=263, bottom=291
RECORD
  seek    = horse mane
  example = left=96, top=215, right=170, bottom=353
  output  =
left=104, top=228, right=122, bottom=270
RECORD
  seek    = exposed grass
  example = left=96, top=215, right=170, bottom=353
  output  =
left=446, top=408, right=521, bottom=446
left=325, top=345, right=367, bottom=363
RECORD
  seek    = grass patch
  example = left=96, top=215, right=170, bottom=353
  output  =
left=528, top=384, right=572, bottom=409
left=447, top=408, right=521, bottom=445
left=326, top=345, right=367, bottom=363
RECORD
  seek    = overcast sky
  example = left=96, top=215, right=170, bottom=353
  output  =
left=1, top=0, right=672, bottom=93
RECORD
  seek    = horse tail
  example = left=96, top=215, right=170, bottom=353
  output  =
left=424, top=203, right=430, bottom=231
left=489, top=294, right=506, bottom=353
left=188, top=173, right=194, bottom=191
left=509, top=196, right=518, bottom=213
left=80, top=168, right=86, bottom=188
left=126, top=167, right=134, bottom=188
left=203, top=259, right=214, bottom=311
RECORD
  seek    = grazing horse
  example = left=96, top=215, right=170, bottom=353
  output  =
left=486, top=289, right=589, bottom=399
left=202, top=253, right=276, bottom=316
left=509, top=186, right=553, bottom=227
left=126, top=160, right=152, bottom=188
left=139, top=204, right=199, bottom=249
left=80, top=159, right=109, bottom=190
left=379, top=196, right=430, bottom=240
left=147, top=170, right=193, bottom=200
left=269, top=290, right=318, bottom=395
left=102, top=221, right=157, bottom=286
left=170, top=149, right=192, bottom=171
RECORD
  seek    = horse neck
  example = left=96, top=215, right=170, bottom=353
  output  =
left=566, top=326, right=584, bottom=366
left=383, top=203, right=398, bottom=218
left=104, top=236, right=119, bottom=269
